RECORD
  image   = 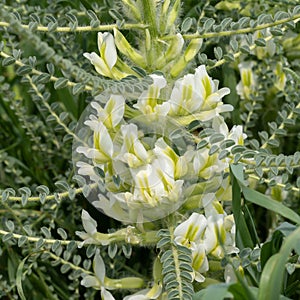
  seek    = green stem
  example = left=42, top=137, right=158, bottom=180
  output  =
left=182, top=14, right=300, bottom=40
left=141, top=0, right=158, bottom=37
left=94, top=228, right=158, bottom=245
left=261, top=101, right=300, bottom=149
left=0, top=50, right=92, bottom=92
left=248, top=174, right=300, bottom=193
left=0, top=21, right=147, bottom=32
left=168, top=221, right=184, bottom=300
left=141, top=0, right=158, bottom=68
left=0, top=227, right=159, bottom=246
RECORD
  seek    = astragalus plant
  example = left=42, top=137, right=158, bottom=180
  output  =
left=0, top=1, right=299, bottom=299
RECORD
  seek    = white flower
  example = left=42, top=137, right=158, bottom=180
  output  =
left=168, top=73, right=202, bottom=116
left=190, top=243, right=209, bottom=282
left=84, top=32, right=118, bottom=78
left=195, top=66, right=230, bottom=111
left=174, top=212, right=207, bottom=247
left=90, top=95, right=125, bottom=129
left=202, top=193, right=225, bottom=217
left=193, top=148, right=228, bottom=179
left=211, top=116, right=247, bottom=150
left=174, top=212, right=238, bottom=282
left=77, top=120, right=113, bottom=164
left=228, top=125, right=247, bottom=146
left=133, top=74, right=170, bottom=116
left=104, top=158, right=183, bottom=222
left=203, top=214, right=238, bottom=258
left=174, top=213, right=209, bottom=282
left=153, top=137, right=187, bottom=179
left=203, top=214, right=226, bottom=257
left=118, top=123, right=150, bottom=168
left=168, top=65, right=231, bottom=121
left=76, top=210, right=100, bottom=247
left=124, top=283, right=162, bottom=300
left=223, top=214, right=239, bottom=255
left=76, top=161, right=99, bottom=183
left=133, top=164, right=183, bottom=207
left=81, top=249, right=115, bottom=300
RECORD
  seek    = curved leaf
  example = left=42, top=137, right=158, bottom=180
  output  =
left=258, top=226, right=300, bottom=300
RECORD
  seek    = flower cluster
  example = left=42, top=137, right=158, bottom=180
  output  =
left=83, top=29, right=202, bottom=79
left=74, top=32, right=247, bottom=224
left=174, top=194, right=239, bottom=282
left=74, top=31, right=248, bottom=299
left=75, top=93, right=188, bottom=222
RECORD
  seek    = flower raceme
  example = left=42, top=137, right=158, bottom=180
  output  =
left=75, top=60, right=247, bottom=223
left=75, top=30, right=247, bottom=298
left=174, top=211, right=238, bottom=282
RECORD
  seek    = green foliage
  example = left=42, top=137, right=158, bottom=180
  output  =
left=0, top=0, right=299, bottom=299
left=157, top=228, right=194, bottom=300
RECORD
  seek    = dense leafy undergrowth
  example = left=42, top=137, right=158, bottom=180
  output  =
left=0, top=0, right=299, bottom=299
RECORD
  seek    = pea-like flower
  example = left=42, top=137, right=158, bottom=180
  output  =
left=168, top=65, right=232, bottom=121
left=193, top=148, right=228, bottom=179
left=204, top=214, right=238, bottom=258
left=190, top=243, right=209, bottom=282
left=174, top=213, right=207, bottom=247
left=174, top=211, right=238, bottom=282
left=117, top=123, right=150, bottom=168
left=134, top=163, right=183, bottom=206
left=153, top=138, right=188, bottom=179
left=81, top=249, right=115, bottom=300
left=133, top=74, right=170, bottom=116
left=77, top=120, right=113, bottom=164
left=76, top=210, right=101, bottom=247
left=111, top=161, right=184, bottom=210
left=124, top=283, right=162, bottom=300
left=84, top=32, right=117, bottom=78
left=90, top=95, right=125, bottom=129
left=84, top=32, right=132, bottom=79
left=76, top=161, right=99, bottom=183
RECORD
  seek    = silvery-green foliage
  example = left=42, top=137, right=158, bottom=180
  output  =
left=0, top=0, right=299, bottom=299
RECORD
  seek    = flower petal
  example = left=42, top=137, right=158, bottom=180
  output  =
left=84, top=52, right=111, bottom=77
left=94, top=249, right=105, bottom=283
left=99, top=32, right=117, bottom=69
left=101, top=287, right=115, bottom=300
left=104, top=95, right=125, bottom=128
left=81, top=275, right=100, bottom=288
left=81, top=210, right=97, bottom=235
left=174, top=213, right=207, bottom=246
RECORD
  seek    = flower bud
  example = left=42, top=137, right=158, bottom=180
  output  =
left=184, top=38, right=203, bottom=62
left=170, top=38, right=203, bottom=77
left=274, top=62, right=286, bottom=91
left=165, top=0, right=180, bottom=33
left=121, top=0, right=142, bottom=21
left=113, top=28, right=146, bottom=67
left=236, top=62, right=257, bottom=100
left=157, top=33, right=184, bottom=69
